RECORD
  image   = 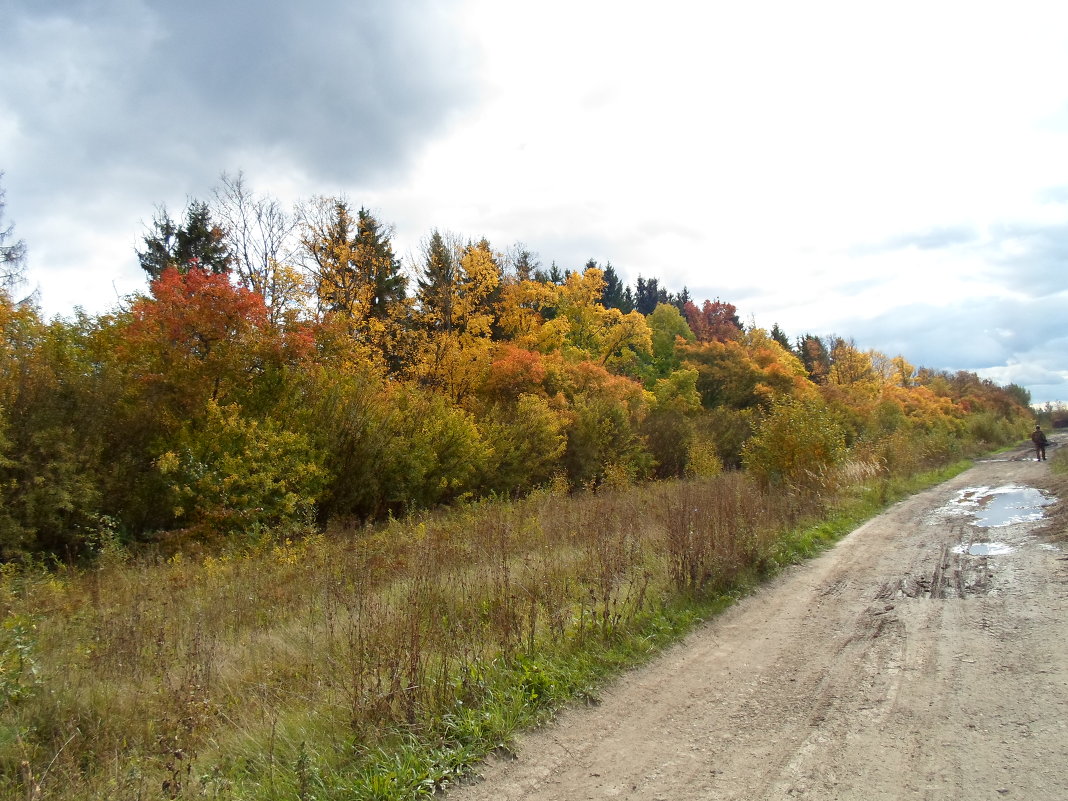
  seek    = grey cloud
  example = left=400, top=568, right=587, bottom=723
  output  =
left=841, top=294, right=1066, bottom=383
left=3, top=0, right=481, bottom=197
left=985, top=222, right=1068, bottom=297
left=851, top=225, right=981, bottom=256
left=0, top=0, right=482, bottom=314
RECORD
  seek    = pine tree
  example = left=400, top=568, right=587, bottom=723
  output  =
left=0, top=174, right=26, bottom=293
left=354, top=207, right=406, bottom=321
left=600, top=262, right=632, bottom=312
left=770, top=323, right=792, bottom=353
left=417, top=230, right=456, bottom=332
left=138, top=200, right=232, bottom=279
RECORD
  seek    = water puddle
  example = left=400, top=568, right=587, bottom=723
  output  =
left=953, top=542, right=1013, bottom=556
left=933, top=484, right=1056, bottom=528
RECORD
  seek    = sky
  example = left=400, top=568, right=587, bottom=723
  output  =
left=1, top=0, right=1066, bottom=404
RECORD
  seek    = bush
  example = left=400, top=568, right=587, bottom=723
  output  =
left=741, top=395, right=847, bottom=492
left=156, top=401, right=328, bottom=543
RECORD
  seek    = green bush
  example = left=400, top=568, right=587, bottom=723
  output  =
left=156, top=400, right=328, bottom=542
left=741, top=395, right=847, bottom=492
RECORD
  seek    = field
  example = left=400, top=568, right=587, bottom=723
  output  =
left=0, top=459, right=973, bottom=801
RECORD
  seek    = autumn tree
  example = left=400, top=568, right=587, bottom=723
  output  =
left=298, top=197, right=408, bottom=368
left=138, top=200, right=233, bottom=279
left=414, top=236, right=502, bottom=402
left=121, top=266, right=288, bottom=424
left=683, top=299, right=742, bottom=342
left=742, top=394, right=847, bottom=492
left=797, top=334, right=831, bottom=384
left=826, top=336, right=876, bottom=388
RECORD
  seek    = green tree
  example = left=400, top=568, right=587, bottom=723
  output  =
left=599, top=262, right=633, bottom=312
left=0, top=174, right=26, bottom=293
left=416, top=229, right=457, bottom=333
left=644, top=302, right=695, bottom=380
left=156, top=400, right=328, bottom=541
left=138, top=200, right=233, bottom=279
left=634, top=275, right=669, bottom=315
left=770, top=323, right=792, bottom=352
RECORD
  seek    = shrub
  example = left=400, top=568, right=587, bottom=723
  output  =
left=156, top=401, right=328, bottom=543
left=741, top=395, right=847, bottom=492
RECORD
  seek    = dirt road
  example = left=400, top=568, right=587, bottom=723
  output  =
left=449, top=438, right=1068, bottom=800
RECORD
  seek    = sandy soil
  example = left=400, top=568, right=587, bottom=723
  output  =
left=448, top=436, right=1068, bottom=801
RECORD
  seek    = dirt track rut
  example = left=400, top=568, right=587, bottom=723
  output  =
left=447, top=438, right=1068, bottom=800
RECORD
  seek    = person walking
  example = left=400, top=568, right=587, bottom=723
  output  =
left=1031, top=424, right=1049, bottom=461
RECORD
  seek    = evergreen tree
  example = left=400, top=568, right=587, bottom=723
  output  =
left=672, top=286, right=692, bottom=312
left=354, top=207, right=406, bottom=321
left=797, top=334, right=831, bottom=384
left=0, top=174, right=26, bottom=293
left=138, top=200, right=232, bottom=279
left=600, top=262, right=632, bottom=312
left=417, top=230, right=456, bottom=332
left=770, top=323, right=792, bottom=353
left=634, top=276, right=668, bottom=315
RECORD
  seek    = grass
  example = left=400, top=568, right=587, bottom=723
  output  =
left=1050, top=444, right=1068, bottom=475
left=0, top=454, right=984, bottom=800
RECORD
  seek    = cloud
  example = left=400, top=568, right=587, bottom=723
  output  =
left=854, top=226, right=981, bottom=256
left=4, top=0, right=480, bottom=189
left=0, top=0, right=482, bottom=314
left=839, top=294, right=1068, bottom=400
left=985, top=221, right=1068, bottom=296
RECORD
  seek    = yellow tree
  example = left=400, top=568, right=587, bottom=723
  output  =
left=540, top=267, right=652, bottom=369
left=415, top=236, right=502, bottom=403
left=496, top=278, right=557, bottom=348
left=298, top=197, right=409, bottom=370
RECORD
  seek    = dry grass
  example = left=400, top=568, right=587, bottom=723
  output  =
left=0, top=468, right=870, bottom=799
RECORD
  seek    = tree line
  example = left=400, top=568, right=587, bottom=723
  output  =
left=0, top=173, right=1034, bottom=560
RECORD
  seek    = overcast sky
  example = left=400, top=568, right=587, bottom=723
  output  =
left=2, top=0, right=1066, bottom=404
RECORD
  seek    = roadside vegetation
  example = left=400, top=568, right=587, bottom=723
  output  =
left=0, top=173, right=1036, bottom=799
left=0, top=453, right=990, bottom=801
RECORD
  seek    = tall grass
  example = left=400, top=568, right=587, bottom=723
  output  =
left=0, top=447, right=981, bottom=800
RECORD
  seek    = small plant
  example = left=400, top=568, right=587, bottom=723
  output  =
left=0, top=613, right=39, bottom=709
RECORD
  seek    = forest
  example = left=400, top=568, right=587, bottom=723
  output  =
left=0, top=172, right=1034, bottom=561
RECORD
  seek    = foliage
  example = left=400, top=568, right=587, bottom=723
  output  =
left=137, top=200, right=232, bottom=279
left=0, top=175, right=26, bottom=293
left=0, top=186, right=1037, bottom=561
left=155, top=400, right=328, bottom=543
left=122, top=266, right=285, bottom=424
left=742, top=395, right=848, bottom=492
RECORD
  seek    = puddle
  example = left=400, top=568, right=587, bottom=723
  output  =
left=933, top=484, right=1056, bottom=528
left=953, top=542, right=1013, bottom=556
